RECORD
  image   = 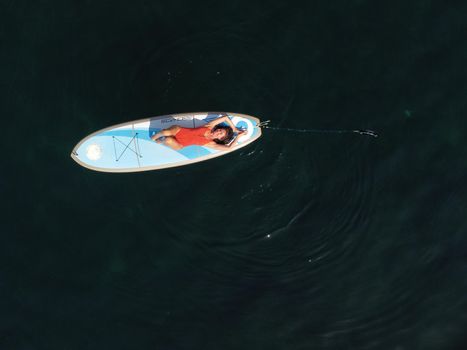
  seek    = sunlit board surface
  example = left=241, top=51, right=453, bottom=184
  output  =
left=71, top=112, right=262, bottom=172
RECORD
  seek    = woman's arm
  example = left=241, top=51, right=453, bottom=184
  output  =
left=204, top=141, right=234, bottom=151
left=205, top=115, right=240, bottom=132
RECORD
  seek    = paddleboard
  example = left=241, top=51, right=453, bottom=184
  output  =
left=70, top=112, right=262, bottom=172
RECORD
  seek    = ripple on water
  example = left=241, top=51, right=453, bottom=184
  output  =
left=119, top=29, right=419, bottom=343
left=160, top=137, right=373, bottom=284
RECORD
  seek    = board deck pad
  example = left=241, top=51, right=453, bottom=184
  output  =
left=71, top=112, right=262, bottom=172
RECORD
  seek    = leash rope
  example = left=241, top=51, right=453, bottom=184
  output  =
left=257, top=120, right=378, bottom=138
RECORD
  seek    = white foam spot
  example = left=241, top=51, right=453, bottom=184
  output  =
left=86, top=144, right=102, bottom=160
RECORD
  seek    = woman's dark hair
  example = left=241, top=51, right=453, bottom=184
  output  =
left=212, top=125, right=234, bottom=145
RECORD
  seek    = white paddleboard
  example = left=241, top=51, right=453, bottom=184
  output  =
left=71, top=112, right=262, bottom=172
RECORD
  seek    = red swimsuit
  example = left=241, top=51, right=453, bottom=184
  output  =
left=174, top=127, right=210, bottom=147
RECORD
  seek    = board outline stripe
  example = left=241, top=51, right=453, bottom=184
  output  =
left=71, top=111, right=262, bottom=173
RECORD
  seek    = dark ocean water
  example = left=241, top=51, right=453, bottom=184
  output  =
left=2, top=1, right=467, bottom=349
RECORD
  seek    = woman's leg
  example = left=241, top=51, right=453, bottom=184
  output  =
left=151, top=125, right=181, bottom=141
left=161, top=136, right=183, bottom=150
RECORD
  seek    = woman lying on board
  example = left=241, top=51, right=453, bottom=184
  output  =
left=150, top=115, right=245, bottom=150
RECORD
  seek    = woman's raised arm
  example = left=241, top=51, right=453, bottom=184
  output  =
left=206, top=115, right=239, bottom=132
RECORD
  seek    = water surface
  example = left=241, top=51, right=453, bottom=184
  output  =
left=2, top=1, right=467, bottom=349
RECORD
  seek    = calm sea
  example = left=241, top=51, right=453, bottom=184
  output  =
left=2, top=1, right=467, bottom=349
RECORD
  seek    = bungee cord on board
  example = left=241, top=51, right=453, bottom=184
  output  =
left=256, top=120, right=378, bottom=138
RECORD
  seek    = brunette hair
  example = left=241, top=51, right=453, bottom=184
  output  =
left=212, top=125, right=234, bottom=145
